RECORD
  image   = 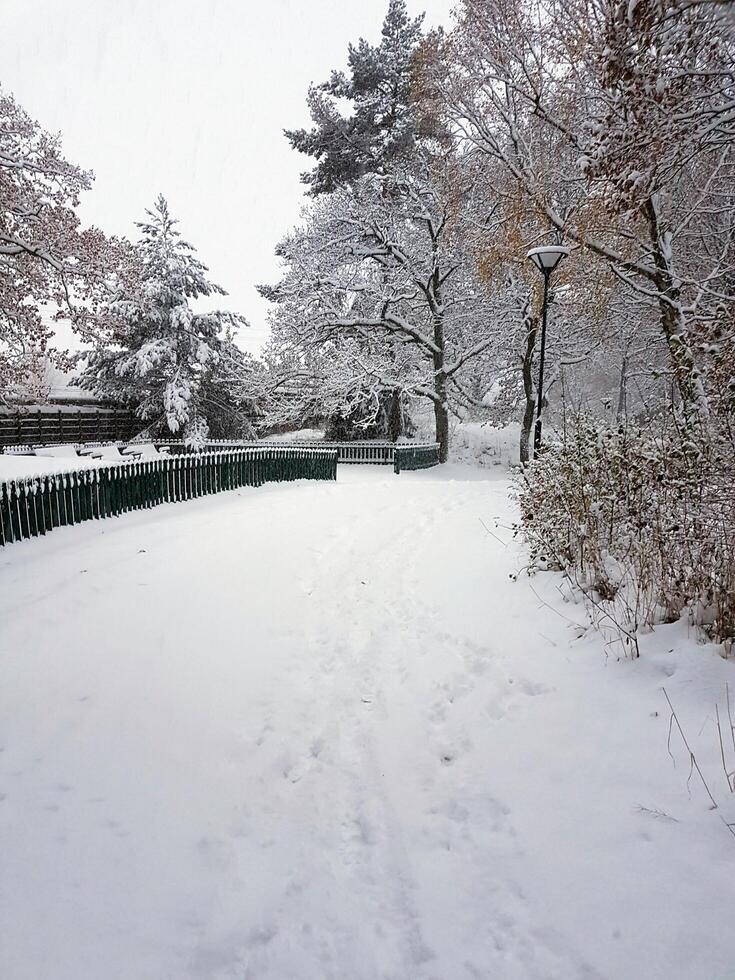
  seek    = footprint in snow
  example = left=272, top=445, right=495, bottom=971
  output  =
left=440, top=673, right=476, bottom=705
left=255, top=722, right=273, bottom=747
left=428, top=698, right=448, bottom=725
left=281, top=751, right=318, bottom=783
left=438, top=734, right=473, bottom=768
left=485, top=698, right=506, bottom=721
left=485, top=677, right=552, bottom=721
left=516, top=678, right=551, bottom=697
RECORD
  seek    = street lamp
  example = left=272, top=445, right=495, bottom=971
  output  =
left=526, top=244, right=570, bottom=457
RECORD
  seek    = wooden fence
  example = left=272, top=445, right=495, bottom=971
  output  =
left=0, top=408, right=139, bottom=449
left=394, top=445, right=441, bottom=473
left=2, top=434, right=443, bottom=467
left=157, top=440, right=441, bottom=465
left=0, top=447, right=337, bottom=547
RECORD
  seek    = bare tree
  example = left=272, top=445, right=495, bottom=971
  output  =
left=261, top=165, right=502, bottom=460
left=435, top=0, right=735, bottom=428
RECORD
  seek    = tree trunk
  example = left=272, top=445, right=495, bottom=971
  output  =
left=387, top=388, right=403, bottom=442
left=644, top=196, right=709, bottom=427
left=520, top=395, right=535, bottom=464
left=431, top=269, right=449, bottom=463
left=433, top=396, right=449, bottom=463
left=659, top=299, right=707, bottom=423
left=616, top=352, right=628, bottom=422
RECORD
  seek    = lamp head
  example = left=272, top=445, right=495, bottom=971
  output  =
left=526, top=244, right=570, bottom=274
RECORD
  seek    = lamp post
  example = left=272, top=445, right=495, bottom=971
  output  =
left=526, top=244, right=569, bottom=457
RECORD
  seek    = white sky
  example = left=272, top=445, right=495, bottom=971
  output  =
left=3, top=0, right=454, bottom=355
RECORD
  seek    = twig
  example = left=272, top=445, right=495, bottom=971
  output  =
left=478, top=517, right=508, bottom=548
left=527, top=580, right=581, bottom=627
left=715, top=703, right=734, bottom=792
left=663, top=688, right=719, bottom=810
left=727, top=683, right=735, bottom=760
left=634, top=804, right=679, bottom=823
left=667, top=710, right=677, bottom=767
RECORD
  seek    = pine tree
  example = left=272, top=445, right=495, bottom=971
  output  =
left=285, top=0, right=425, bottom=194
left=81, top=196, right=249, bottom=446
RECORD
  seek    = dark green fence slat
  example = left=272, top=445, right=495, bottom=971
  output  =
left=394, top=445, right=441, bottom=474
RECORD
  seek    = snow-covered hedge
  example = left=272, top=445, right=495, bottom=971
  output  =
left=515, top=417, right=735, bottom=651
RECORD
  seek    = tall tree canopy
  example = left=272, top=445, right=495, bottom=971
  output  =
left=285, top=0, right=425, bottom=194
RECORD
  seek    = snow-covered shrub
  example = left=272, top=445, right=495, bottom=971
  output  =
left=515, top=416, right=735, bottom=649
left=324, top=388, right=414, bottom=442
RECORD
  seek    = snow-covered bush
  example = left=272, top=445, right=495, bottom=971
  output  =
left=515, top=417, right=735, bottom=650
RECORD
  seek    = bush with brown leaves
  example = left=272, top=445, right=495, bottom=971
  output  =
left=515, top=416, right=735, bottom=652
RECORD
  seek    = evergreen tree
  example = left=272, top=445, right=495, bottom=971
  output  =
left=285, top=0, right=425, bottom=194
left=80, top=195, right=250, bottom=446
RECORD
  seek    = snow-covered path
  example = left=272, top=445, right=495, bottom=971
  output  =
left=1, top=466, right=733, bottom=980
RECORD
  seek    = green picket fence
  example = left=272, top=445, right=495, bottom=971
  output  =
left=156, top=440, right=440, bottom=465
left=0, top=447, right=337, bottom=548
left=394, top=444, right=441, bottom=474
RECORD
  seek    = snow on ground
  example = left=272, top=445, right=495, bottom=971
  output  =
left=0, top=454, right=112, bottom=482
left=0, top=446, right=166, bottom=482
left=0, top=465, right=733, bottom=980
left=410, top=410, right=521, bottom=468
left=448, top=421, right=521, bottom=468
left=263, top=428, right=326, bottom=442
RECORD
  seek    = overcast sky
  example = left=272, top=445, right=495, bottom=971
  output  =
left=4, top=0, right=454, bottom=355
